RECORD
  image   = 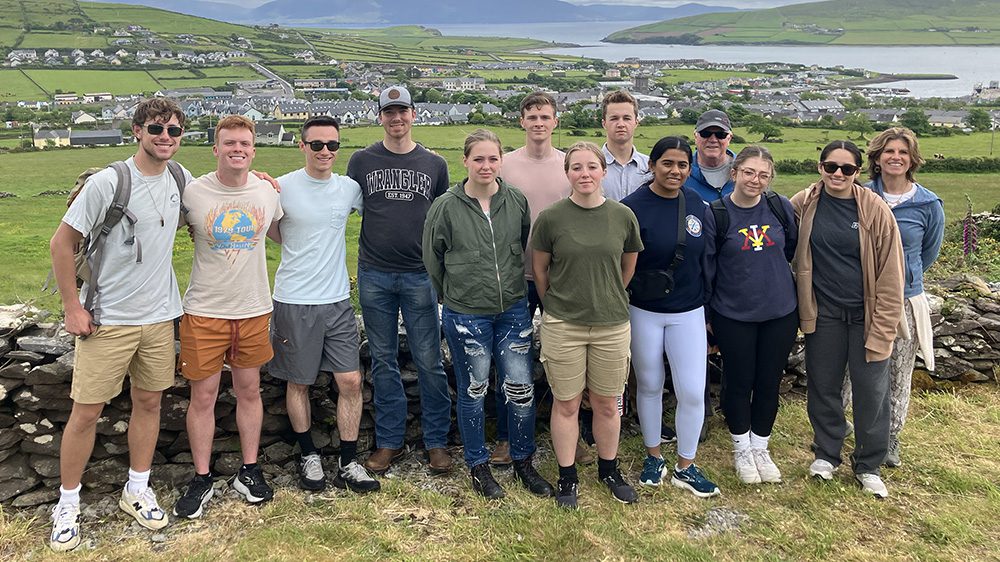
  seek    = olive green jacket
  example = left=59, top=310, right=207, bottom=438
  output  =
left=422, top=178, right=531, bottom=314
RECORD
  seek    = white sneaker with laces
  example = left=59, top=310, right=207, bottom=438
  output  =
left=809, top=459, right=836, bottom=481
left=856, top=473, right=889, bottom=498
left=752, top=448, right=782, bottom=483
left=298, top=453, right=326, bottom=491
left=50, top=502, right=81, bottom=552
left=119, top=486, right=169, bottom=530
left=733, top=448, right=761, bottom=484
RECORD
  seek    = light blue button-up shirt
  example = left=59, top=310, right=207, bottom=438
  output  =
left=602, top=143, right=650, bottom=202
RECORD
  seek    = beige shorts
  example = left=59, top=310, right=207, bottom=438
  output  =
left=71, top=320, right=177, bottom=404
left=539, top=313, right=631, bottom=400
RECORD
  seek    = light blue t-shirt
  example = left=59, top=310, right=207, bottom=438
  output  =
left=272, top=169, right=363, bottom=305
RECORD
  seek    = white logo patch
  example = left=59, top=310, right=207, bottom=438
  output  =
left=686, top=215, right=703, bottom=237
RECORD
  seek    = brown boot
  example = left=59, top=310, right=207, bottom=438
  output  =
left=427, top=447, right=454, bottom=474
left=490, top=441, right=513, bottom=467
left=575, top=439, right=595, bottom=465
left=364, top=447, right=404, bottom=473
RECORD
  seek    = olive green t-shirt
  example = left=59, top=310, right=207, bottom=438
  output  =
left=531, top=198, right=643, bottom=326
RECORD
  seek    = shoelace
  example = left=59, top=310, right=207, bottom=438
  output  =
left=137, top=488, right=163, bottom=514
left=342, top=462, right=371, bottom=481
left=302, top=456, right=323, bottom=478
left=52, top=504, right=79, bottom=535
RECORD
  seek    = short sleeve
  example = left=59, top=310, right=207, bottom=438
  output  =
left=62, top=168, right=117, bottom=237
left=531, top=211, right=553, bottom=253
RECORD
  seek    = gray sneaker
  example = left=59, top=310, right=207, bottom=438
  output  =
left=856, top=473, right=889, bottom=498
left=884, top=435, right=901, bottom=468
left=298, top=453, right=326, bottom=491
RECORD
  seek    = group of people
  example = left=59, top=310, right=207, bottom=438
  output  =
left=46, top=87, right=944, bottom=550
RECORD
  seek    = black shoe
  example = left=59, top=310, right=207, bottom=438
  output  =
left=470, top=463, right=505, bottom=499
left=173, top=474, right=214, bottom=519
left=333, top=460, right=381, bottom=494
left=555, top=478, right=578, bottom=509
left=231, top=465, right=274, bottom=504
left=600, top=467, right=639, bottom=504
left=661, top=423, right=677, bottom=444
left=699, top=421, right=710, bottom=444
left=513, top=457, right=554, bottom=497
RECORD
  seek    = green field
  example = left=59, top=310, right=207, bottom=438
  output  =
left=607, top=0, right=1000, bottom=45
left=16, top=31, right=109, bottom=49
left=150, top=66, right=265, bottom=89
left=20, top=69, right=162, bottom=95
left=0, top=70, right=48, bottom=100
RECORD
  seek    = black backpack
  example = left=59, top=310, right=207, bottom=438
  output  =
left=709, top=191, right=795, bottom=261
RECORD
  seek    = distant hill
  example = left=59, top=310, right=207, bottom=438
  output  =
left=605, top=0, right=1000, bottom=46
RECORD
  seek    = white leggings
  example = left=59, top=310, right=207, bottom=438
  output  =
left=630, top=305, right=707, bottom=460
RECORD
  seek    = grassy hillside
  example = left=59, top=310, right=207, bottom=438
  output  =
left=606, top=0, right=1000, bottom=46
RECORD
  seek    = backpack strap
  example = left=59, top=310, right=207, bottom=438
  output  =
left=709, top=198, right=729, bottom=252
left=763, top=190, right=795, bottom=261
left=83, top=161, right=132, bottom=324
left=165, top=160, right=189, bottom=219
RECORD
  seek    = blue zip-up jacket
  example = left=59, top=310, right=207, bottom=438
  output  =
left=685, top=149, right=736, bottom=203
left=866, top=177, right=945, bottom=298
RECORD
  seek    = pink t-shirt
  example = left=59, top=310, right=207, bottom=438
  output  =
left=500, top=146, right=570, bottom=279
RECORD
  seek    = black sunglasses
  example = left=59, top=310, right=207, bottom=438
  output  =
left=306, top=140, right=341, bottom=152
left=820, top=161, right=860, bottom=176
left=145, top=123, right=183, bottom=137
left=698, top=129, right=729, bottom=139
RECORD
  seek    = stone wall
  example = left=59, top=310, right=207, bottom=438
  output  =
left=1, top=275, right=997, bottom=507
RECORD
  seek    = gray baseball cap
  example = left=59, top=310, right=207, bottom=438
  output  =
left=379, top=85, right=414, bottom=111
left=695, top=109, right=732, bottom=133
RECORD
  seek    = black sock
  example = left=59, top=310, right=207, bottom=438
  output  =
left=241, top=463, right=258, bottom=472
left=558, top=463, right=578, bottom=483
left=295, top=430, right=317, bottom=456
left=340, top=440, right=358, bottom=467
left=597, top=457, right=618, bottom=480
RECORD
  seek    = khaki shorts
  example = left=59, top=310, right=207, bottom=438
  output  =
left=539, top=313, right=631, bottom=400
left=71, top=320, right=176, bottom=404
left=179, top=313, right=273, bottom=381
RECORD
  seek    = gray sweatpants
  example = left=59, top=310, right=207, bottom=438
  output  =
left=805, top=301, right=890, bottom=475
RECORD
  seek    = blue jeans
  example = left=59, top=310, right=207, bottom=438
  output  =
left=358, top=264, right=451, bottom=450
left=442, top=298, right=536, bottom=467
left=495, top=281, right=543, bottom=441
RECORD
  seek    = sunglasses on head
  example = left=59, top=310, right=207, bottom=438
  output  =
left=306, top=140, right=341, bottom=152
left=145, top=123, right=183, bottom=137
left=698, top=129, right=729, bottom=139
left=820, top=161, right=860, bottom=176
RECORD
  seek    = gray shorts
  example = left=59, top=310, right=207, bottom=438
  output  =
left=269, top=300, right=361, bottom=385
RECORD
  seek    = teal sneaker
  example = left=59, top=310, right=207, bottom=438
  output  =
left=671, top=463, right=721, bottom=498
left=640, top=455, right=667, bottom=486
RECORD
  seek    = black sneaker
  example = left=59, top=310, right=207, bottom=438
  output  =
left=173, top=474, right=214, bottom=519
left=555, top=478, right=578, bottom=509
left=231, top=465, right=274, bottom=504
left=661, top=423, right=677, bottom=444
left=600, top=467, right=639, bottom=504
left=333, top=460, right=381, bottom=494
left=513, top=457, right=554, bottom=497
left=298, top=453, right=326, bottom=491
left=470, top=463, right=505, bottom=499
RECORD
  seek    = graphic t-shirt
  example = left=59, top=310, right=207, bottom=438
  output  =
left=273, top=169, right=363, bottom=305
left=500, top=146, right=570, bottom=280
left=62, top=157, right=192, bottom=325
left=702, top=194, right=798, bottom=322
left=347, top=142, right=448, bottom=272
left=811, top=190, right=863, bottom=309
left=530, top=198, right=643, bottom=326
left=182, top=172, right=283, bottom=319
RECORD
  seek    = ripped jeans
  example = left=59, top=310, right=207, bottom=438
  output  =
left=441, top=298, right=536, bottom=468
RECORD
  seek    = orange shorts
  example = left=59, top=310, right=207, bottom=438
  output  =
left=179, top=313, right=273, bottom=380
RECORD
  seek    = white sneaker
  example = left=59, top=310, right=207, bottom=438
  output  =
left=50, top=502, right=81, bottom=552
left=809, top=459, right=836, bottom=481
left=733, top=448, right=761, bottom=484
left=752, top=448, right=782, bottom=483
left=119, top=486, right=169, bottom=530
left=856, top=473, right=889, bottom=498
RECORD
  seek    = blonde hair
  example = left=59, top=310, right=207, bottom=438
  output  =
left=215, top=115, right=255, bottom=143
left=867, top=127, right=924, bottom=181
left=563, top=141, right=606, bottom=172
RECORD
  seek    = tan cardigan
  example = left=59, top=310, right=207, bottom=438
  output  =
left=790, top=181, right=905, bottom=362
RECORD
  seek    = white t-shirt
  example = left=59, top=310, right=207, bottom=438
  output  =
left=62, top=157, right=192, bottom=325
left=182, top=172, right=283, bottom=319
left=273, top=169, right=363, bottom=305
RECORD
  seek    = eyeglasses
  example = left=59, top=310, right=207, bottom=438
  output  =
left=738, top=168, right=772, bottom=183
left=306, top=140, right=341, bottom=152
left=145, top=123, right=183, bottom=137
left=698, top=130, right=729, bottom=139
left=820, top=161, right=860, bottom=176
